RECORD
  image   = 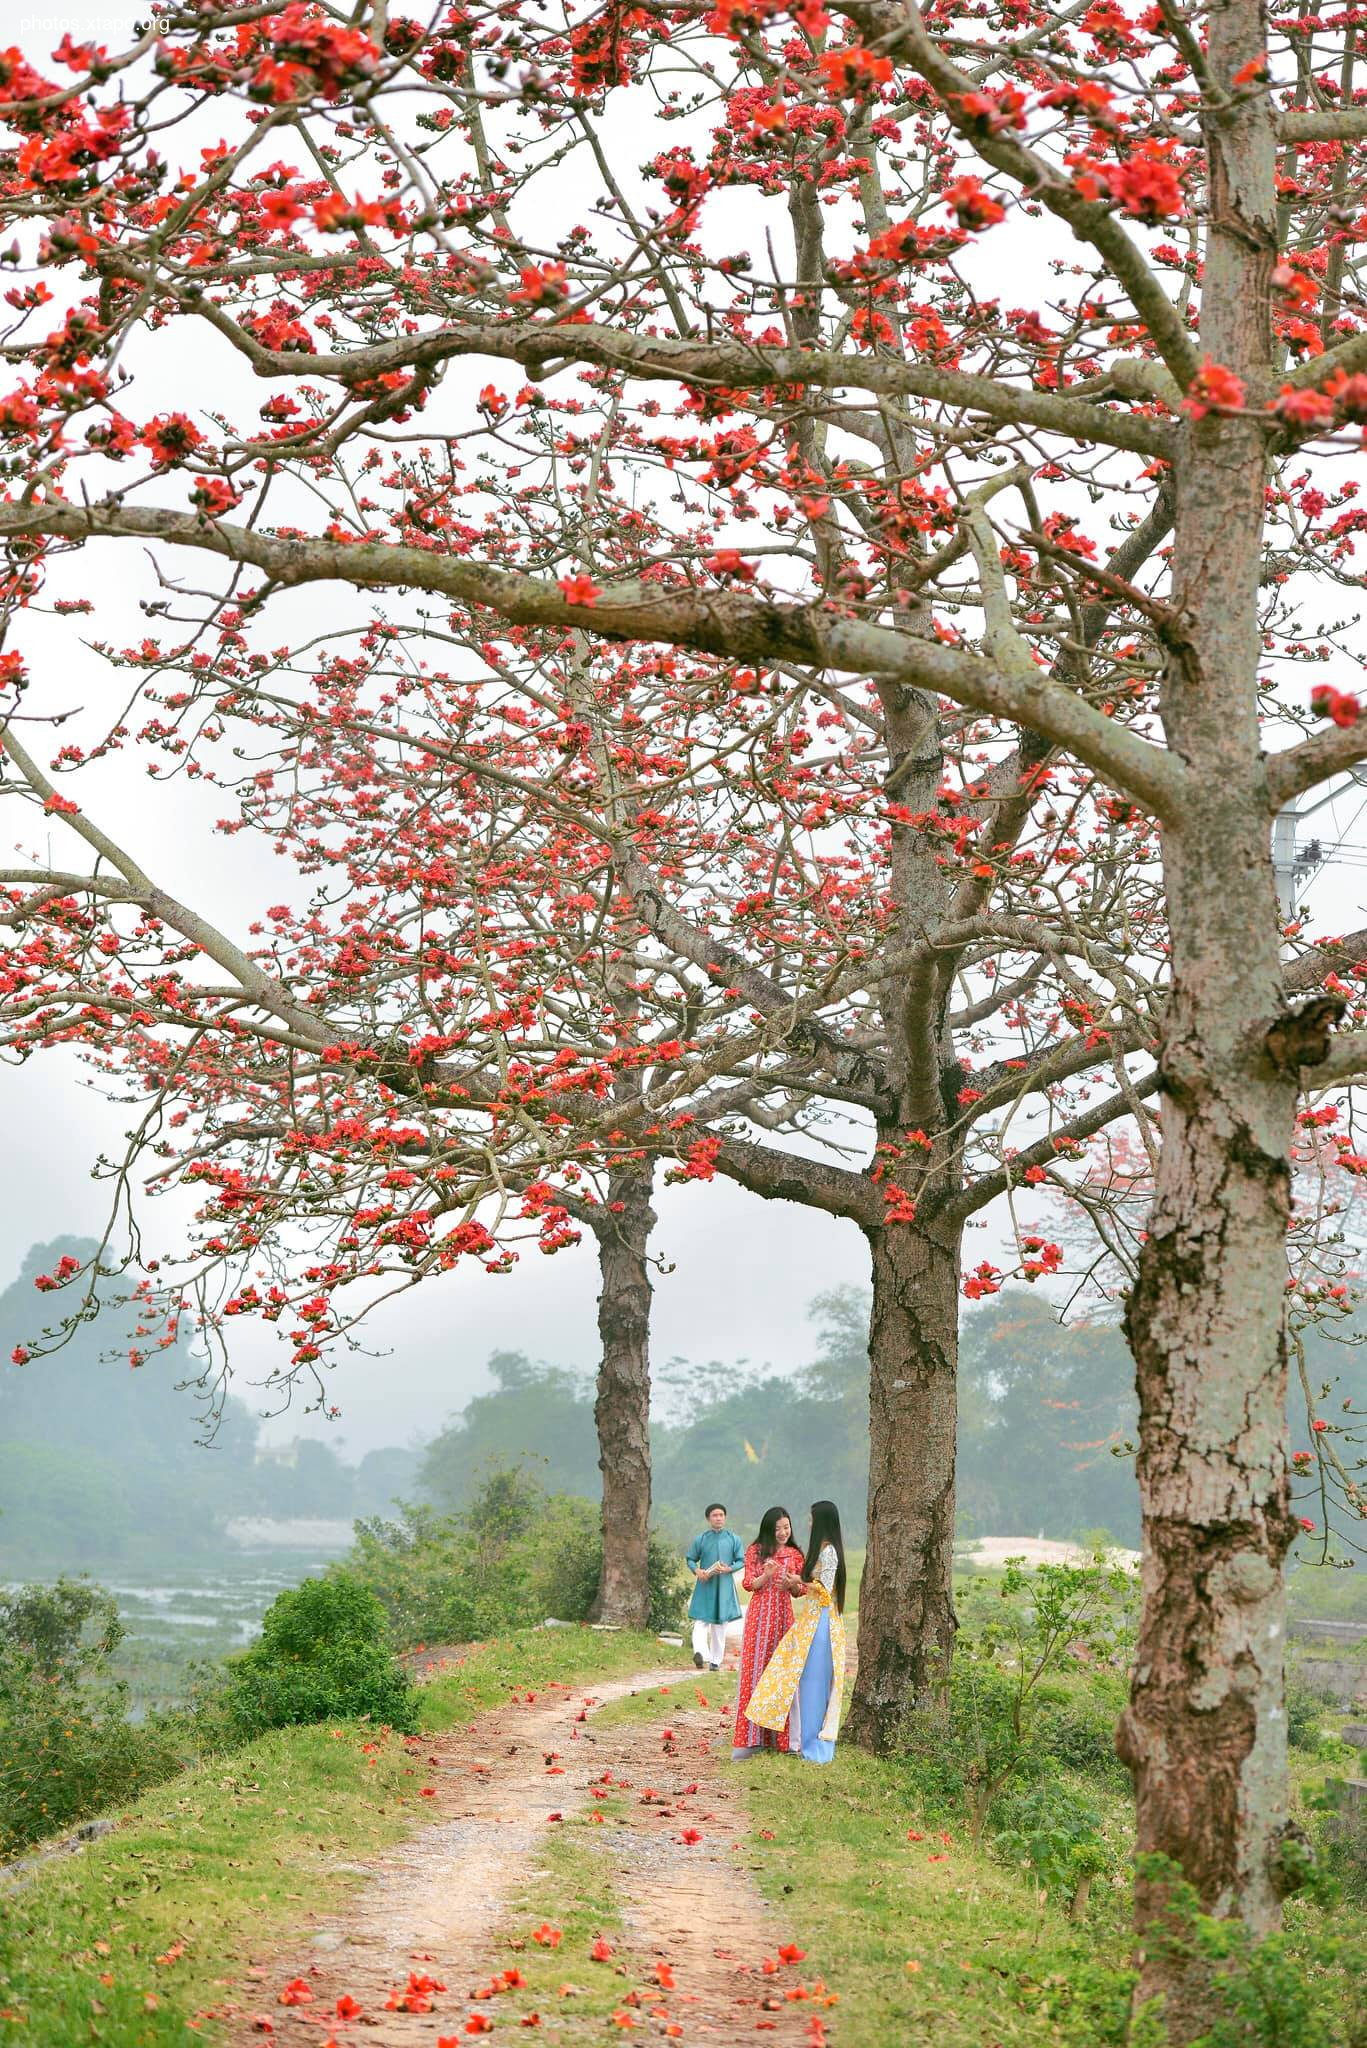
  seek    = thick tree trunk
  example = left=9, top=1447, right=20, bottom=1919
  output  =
left=845, top=1210, right=960, bottom=1747
left=1116, top=0, right=1307, bottom=2025
left=587, top=1159, right=656, bottom=1629
left=1119, top=813, right=1306, bottom=2032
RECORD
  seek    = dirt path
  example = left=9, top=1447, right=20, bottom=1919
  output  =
left=218, top=1663, right=827, bottom=2044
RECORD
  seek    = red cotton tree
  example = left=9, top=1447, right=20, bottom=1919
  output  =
left=4, top=2, right=1367, bottom=2024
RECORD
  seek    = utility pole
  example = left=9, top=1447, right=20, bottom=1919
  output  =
left=1272, top=768, right=1367, bottom=922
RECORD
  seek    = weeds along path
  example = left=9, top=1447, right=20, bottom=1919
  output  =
left=220, top=1660, right=826, bottom=2044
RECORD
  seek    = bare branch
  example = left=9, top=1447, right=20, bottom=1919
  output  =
left=0, top=500, right=1192, bottom=817
left=1264, top=725, right=1367, bottom=809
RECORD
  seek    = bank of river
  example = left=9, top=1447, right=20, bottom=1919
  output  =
left=11, top=1525, right=354, bottom=1714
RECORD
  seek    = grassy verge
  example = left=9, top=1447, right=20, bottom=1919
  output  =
left=740, top=1743, right=1136, bottom=2048
left=736, top=1725, right=1367, bottom=2048
left=0, top=1628, right=675, bottom=2048
left=0, top=1720, right=422, bottom=2046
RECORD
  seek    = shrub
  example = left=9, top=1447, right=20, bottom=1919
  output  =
left=990, top=1777, right=1112, bottom=1917
left=0, top=1576, right=123, bottom=1679
left=520, top=1492, right=687, bottom=1635
left=345, top=1508, right=488, bottom=1647
left=0, top=1577, right=186, bottom=1858
left=1320, top=1787, right=1367, bottom=1904
left=1286, top=1672, right=1336, bottom=1753
left=342, top=1468, right=687, bottom=1649
left=220, top=1573, right=417, bottom=1738
left=1130, top=1858, right=1367, bottom=2048
left=897, top=1555, right=1136, bottom=1840
left=1034, top=1671, right=1131, bottom=1786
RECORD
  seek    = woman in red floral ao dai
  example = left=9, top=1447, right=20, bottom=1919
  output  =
left=732, top=1505, right=805, bottom=1757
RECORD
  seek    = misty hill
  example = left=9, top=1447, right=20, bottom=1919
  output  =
left=0, top=1238, right=419, bottom=1572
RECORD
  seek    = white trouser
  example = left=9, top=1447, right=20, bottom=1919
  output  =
left=692, top=1620, right=728, bottom=1665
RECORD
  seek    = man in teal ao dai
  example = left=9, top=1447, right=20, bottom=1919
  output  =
left=686, top=1501, right=744, bottom=1669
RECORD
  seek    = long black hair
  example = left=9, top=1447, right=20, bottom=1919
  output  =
left=803, top=1500, right=847, bottom=1612
left=753, top=1505, right=793, bottom=1563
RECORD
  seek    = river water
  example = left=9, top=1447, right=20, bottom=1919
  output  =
left=17, top=1525, right=355, bottom=1715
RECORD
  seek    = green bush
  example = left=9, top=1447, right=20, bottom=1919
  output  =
left=1034, top=1672, right=1131, bottom=1786
left=0, top=1688, right=187, bottom=1859
left=991, top=1777, right=1112, bottom=1914
left=896, top=1555, right=1136, bottom=1840
left=0, top=1578, right=186, bottom=1858
left=1130, top=1858, right=1367, bottom=2048
left=0, top=1576, right=123, bottom=1680
left=220, top=1573, right=417, bottom=1738
left=345, top=1508, right=489, bottom=1647
left=1286, top=1672, right=1337, bottom=1753
left=1320, top=1788, right=1367, bottom=1904
left=526, top=1492, right=687, bottom=1635
left=342, top=1468, right=687, bottom=1649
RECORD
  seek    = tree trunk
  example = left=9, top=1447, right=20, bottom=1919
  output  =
left=587, top=1159, right=656, bottom=1629
left=1119, top=870, right=1302, bottom=2031
left=845, top=1210, right=960, bottom=1747
left=1116, top=0, right=1306, bottom=2024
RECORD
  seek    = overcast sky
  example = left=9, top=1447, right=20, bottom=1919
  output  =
left=5, top=2, right=1367, bottom=1461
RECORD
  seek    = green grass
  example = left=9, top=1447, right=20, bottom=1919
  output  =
left=0, top=1720, right=424, bottom=2046
left=733, top=1709, right=1367, bottom=2048
left=740, top=1744, right=1136, bottom=2048
left=0, top=1628, right=676, bottom=2048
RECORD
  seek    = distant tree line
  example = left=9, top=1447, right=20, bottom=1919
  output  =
left=418, top=1286, right=1144, bottom=1550
left=12, top=1233, right=1352, bottom=1586
left=3, top=1235, right=1149, bottom=1574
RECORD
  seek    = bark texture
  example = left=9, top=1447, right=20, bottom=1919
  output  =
left=587, top=1159, right=657, bottom=1630
left=1116, top=0, right=1304, bottom=2025
left=845, top=1211, right=961, bottom=1744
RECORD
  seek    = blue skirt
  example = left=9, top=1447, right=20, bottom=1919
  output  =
left=791, top=1609, right=836, bottom=1764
